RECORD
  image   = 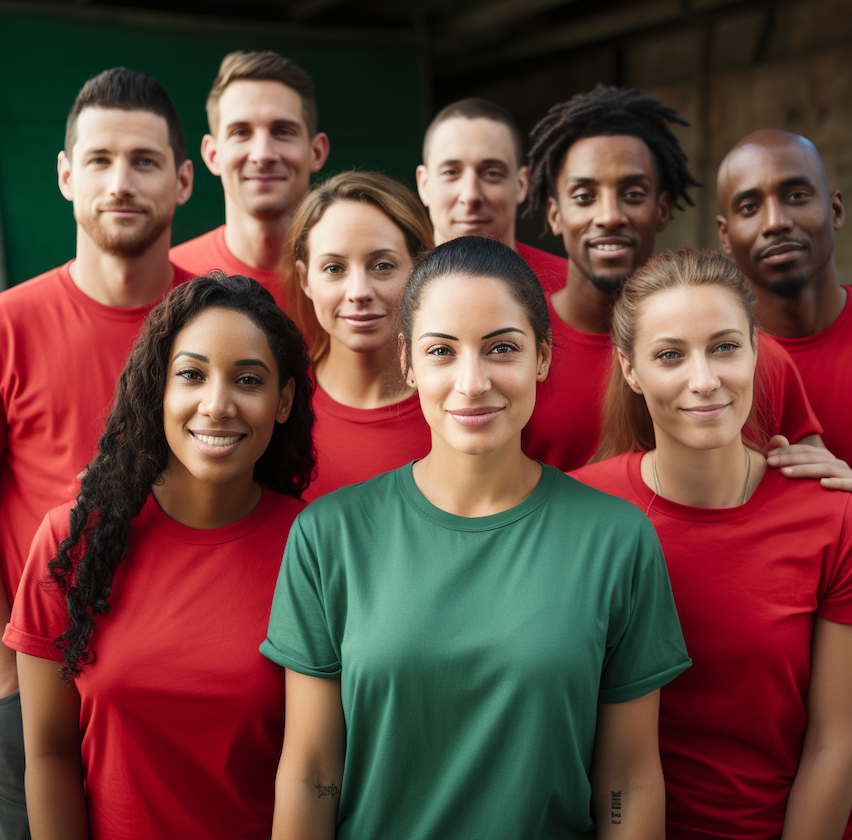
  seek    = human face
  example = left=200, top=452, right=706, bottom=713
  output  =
left=202, top=80, right=329, bottom=221
left=416, top=117, right=529, bottom=247
left=58, top=107, right=193, bottom=258
left=547, top=135, right=671, bottom=295
left=298, top=201, right=414, bottom=355
left=619, top=285, right=756, bottom=454
left=162, top=307, right=294, bottom=497
left=405, top=274, right=550, bottom=457
left=716, top=136, right=844, bottom=298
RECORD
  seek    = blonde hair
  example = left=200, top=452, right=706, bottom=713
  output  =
left=284, top=170, right=434, bottom=363
left=594, top=247, right=763, bottom=461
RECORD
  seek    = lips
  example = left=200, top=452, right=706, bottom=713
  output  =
left=190, top=430, right=246, bottom=455
left=587, top=237, right=633, bottom=259
left=340, top=313, right=385, bottom=329
left=680, top=404, right=729, bottom=419
left=447, top=406, right=504, bottom=427
left=757, top=240, right=805, bottom=265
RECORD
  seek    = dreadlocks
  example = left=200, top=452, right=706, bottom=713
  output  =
left=527, top=84, right=700, bottom=228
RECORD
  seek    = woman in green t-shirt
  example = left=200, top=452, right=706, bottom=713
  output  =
left=263, top=235, right=690, bottom=839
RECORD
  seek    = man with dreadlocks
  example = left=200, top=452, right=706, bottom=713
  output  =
left=521, top=84, right=823, bottom=471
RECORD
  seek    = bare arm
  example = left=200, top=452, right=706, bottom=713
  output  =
left=591, top=690, right=665, bottom=840
left=765, top=435, right=852, bottom=492
left=781, top=618, right=852, bottom=840
left=272, top=669, right=345, bottom=840
left=17, top=652, right=87, bottom=840
left=0, top=583, right=18, bottom=697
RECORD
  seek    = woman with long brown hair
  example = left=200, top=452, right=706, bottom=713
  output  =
left=573, top=247, right=852, bottom=839
left=284, top=170, right=434, bottom=500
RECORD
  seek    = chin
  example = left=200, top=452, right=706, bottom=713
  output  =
left=589, top=271, right=630, bottom=296
left=766, top=272, right=809, bottom=299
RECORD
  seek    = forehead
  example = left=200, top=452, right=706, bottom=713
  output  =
left=217, top=79, right=307, bottom=131
left=636, top=284, right=748, bottom=338
left=558, top=134, right=659, bottom=187
left=73, top=107, right=171, bottom=154
left=719, top=141, right=825, bottom=205
left=173, top=306, right=274, bottom=354
left=308, top=200, right=404, bottom=251
left=416, top=273, right=529, bottom=327
left=426, top=117, right=518, bottom=170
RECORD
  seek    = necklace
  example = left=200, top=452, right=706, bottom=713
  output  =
left=652, top=447, right=752, bottom=506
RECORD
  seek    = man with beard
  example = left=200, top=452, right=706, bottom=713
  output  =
left=717, top=130, right=852, bottom=481
left=171, top=51, right=329, bottom=309
left=522, top=85, right=825, bottom=472
left=0, top=67, right=193, bottom=836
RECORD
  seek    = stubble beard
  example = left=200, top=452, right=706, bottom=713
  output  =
left=78, top=207, right=170, bottom=259
left=588, top=270, right=631, bottom=297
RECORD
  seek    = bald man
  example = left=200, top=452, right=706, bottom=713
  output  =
left=717, top=129, right=852, bottom=486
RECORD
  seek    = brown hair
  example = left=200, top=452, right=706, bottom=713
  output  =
left=285, top=170, right=434, bottom=363
left=594, top=247, right=763, bottom=461
left=206, top=50, right=318, bottom=136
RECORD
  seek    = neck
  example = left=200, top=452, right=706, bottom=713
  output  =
left=551, top=273, right=614, bottom=334
left=413, top=437, right=542, bottom=517
left=641, top=435, right=766, bottom=509
left=754, top=269, right=846, bottom=337
left=315, top=340, right=412, bottom=409
left=152, top=471, right=262, bottom=529
left=223, top=201, right=291, bottom=271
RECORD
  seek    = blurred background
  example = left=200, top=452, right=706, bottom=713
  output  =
left=1, top=0, right=850, bottom=287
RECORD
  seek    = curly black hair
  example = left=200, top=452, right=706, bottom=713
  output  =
left=527, top=84, right=700, bottom=229
left=48, top=272, right=315, bottom=679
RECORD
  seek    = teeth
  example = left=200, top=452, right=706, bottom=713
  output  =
left=594, top=244, right=624, bottom=251
left=194, top=434, right=241, bottom=446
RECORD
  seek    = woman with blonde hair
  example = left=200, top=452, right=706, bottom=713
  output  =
left=573, top=247, right=852, bottom=839
left=284, top=170, right=434, bottom=500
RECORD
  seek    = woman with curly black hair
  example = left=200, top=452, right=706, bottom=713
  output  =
left=5, top=272, right=314, bottom=840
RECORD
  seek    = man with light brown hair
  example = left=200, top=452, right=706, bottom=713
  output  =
left=171, top=50, right=329, bottom=308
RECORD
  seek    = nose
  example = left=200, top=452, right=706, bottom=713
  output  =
left=762, top=196, right=792, bottom=235
left=688, top=353, right=721, bottom=395
left=458, top=170, right=484, bottom=207
left=198, top=377, right=237, bottom=420
left=345, top=265, right=373, bottom=302
left=108, top=158, right=136, bottom=198
left=248, top=130, right=277, bottom=166
left=455, top=351, right=489, bottom=398
left=595, top=189, right=628, bottom=230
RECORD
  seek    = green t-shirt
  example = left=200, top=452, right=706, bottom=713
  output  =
left=262, top=463, right=690, bottom=839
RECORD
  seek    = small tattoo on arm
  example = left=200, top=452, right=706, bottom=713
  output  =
left=611, top=790, right=622, bottom=824
left=315, top=783, right=340, bottom=799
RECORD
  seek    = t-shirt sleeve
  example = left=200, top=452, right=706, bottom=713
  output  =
left=3, top=510, right=69, bottom=661
left=599, top=516, right=691, bottom=704
left=260, top=514, right=341, bottom=678
left=817, top=493, right=852, bottom=624
left=753, top=333, right=823, bottom=443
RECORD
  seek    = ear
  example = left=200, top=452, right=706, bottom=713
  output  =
left=276, top=377, right=296, bottom=424
left=830, top=189, right=845, bottom=231
left=175, top=159, right=194, bottom=206
left=716, top=214, right=732, bottom=255
left=200, top=134, right=221, bottom=176
left=546, top=196, right=562, bottom=238
left=399, top=333, right=416, bottom=388
left=536, top=340, right=552, bottom=382
left=415, top=164, right=430, bottom=207
left=57, top=151, right=73, bottom=202
left=297, top=260, right=312, bottom=300
left=656, top=190, right=672, bottom=233
left=617, top=348, right=642, bottom=395
left=516, top=164, right=530, bottom=206
left=310, top=132, right=330, bottom=174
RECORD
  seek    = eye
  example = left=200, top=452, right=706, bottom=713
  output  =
left=488, top=341, right=518, bottom=355
left=439, top=167, right=459, bottom=178
left=738, top=202, right=758, bottom=214
left=321, top=263, right=344, bottom=276
left=482, top=169, right=506, bottom=181
left=572, top=192, right=594, bottom=204
left=274, top=126, right=297, bottom=139
left=236, top=373, right=264, bottom=386
left=787, top=190, right=809, bottom=202
left=713, top=341, right=739, bottom=353
left=426, top=345, right=453, bottom=357
left=135, top=157, right=157, bottom=168
left=623, top=188, right=647, bottom=201
left=177, top=368, right=204, bottom=381
left=655, top=349, right=681, bottom=362
left=373, top=260, right=396, bottom=272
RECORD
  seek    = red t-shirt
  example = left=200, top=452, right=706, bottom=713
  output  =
left=771, top=286, right=852, bottom=465
left=0, top=262, right=191, bottom=603
left=516, top=241, right=567, bottom=293
left=171, top=225, right=288, bottom=310
left=571, top=452, right=852, bottom=840
left=4, top=489, right=301, bottom=840
left=522, top=294, right=823, bottom=471
left=306, top=384, right=432, bottom=502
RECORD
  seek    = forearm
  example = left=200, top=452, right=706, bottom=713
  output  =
left=0, top=584, right=18, bottom=696
left=593, top=773, right=665, bottom=840
left=271, top=775, right=340, bottom=840
left=781, top=747, right=852, bottom=840
left=25, top=752, right=89, bottom=840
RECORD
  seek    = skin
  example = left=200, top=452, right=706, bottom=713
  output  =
left=547, top=134, right=671, bottom=334
left=57, top=107, right=193, bottom=308
left=202, top=79, right=329, bottom=270
left=416, top=117, right=529, bottom=248
left=297, top=201, right=416, bottom=409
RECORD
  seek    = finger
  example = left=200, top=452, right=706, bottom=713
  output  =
left=820, top=477, right=852, bottom=492
left=780, top=464, right=850, bottom=480
left=768, top=451, right=839, bottom=468
left=765, top=434, right=790, bottom=455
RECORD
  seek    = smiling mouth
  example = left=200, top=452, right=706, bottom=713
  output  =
left=448, top=406, right=504, bottom=427
left=680, top=404, right=729, bottom=418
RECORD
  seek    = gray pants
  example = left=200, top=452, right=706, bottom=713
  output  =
left=0, top=692, right=29, bottom=840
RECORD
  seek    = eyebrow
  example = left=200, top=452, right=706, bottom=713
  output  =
left=418, top=327, right=527, bottom=341
left=85, top=147, right=164, bottom=157
left=732, top=176, right=815, bottom=205
left=316, top=249, right=404, bottom=260
left=652, top=328, right=746, bottom=344
left=224, top=118, right=302, bottom=131
left=437, top=157, right=509, bottom=168
left=569, top=173, right=652, bottom=185
left=173, top=351, right=271, bottom=372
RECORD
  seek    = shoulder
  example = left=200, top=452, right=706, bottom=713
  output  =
left=571, top=453, right=636, bottom=494
left=170, top=226, right=221, bottom=257
left=301, top=468, right=401, bottom=524
left=0, top=265, right=67, bottom=317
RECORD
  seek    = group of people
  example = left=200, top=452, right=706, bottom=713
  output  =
left=0, top=47, right=850, bottom=840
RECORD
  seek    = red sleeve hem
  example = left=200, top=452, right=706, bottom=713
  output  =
left=3, top=623, right=64, bottom=661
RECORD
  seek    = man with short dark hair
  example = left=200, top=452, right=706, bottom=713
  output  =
left=415, top=97, right=568, bottom=293
left=0, top=67, right=193, bottom=836
left=522, top=85, right=822, bottom=472
left=717, top=129, right=852, bottom=485
left=171, top=50, right=329, bottom=308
